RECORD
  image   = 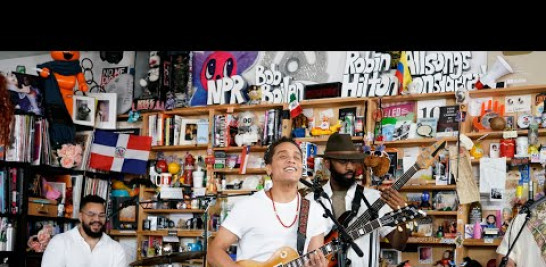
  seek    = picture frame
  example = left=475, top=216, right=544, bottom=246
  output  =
left=72, top=95, right=96, bottom=126
left=112, top=196, right=138, bottom=230
left=87, top=93, right=117, bottom=129
left=180, top=118, right=199, bottom=145
left=381, top=249, right=401, bottom=266
left=418, top=246, right=433, bottom=264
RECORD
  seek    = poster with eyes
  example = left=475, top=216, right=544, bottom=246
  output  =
left=505, top=95, right=531, bottom=113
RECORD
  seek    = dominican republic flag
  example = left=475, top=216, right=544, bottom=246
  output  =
left=89, top=130, right=152, bottom=175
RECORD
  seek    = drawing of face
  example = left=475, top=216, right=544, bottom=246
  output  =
left=200, top=51, right=237, bottom=91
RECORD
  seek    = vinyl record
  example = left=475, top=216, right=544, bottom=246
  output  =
left=104, top=73, right=134, bottom=114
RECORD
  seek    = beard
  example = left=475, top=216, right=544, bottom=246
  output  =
left=330, top=165, right=356, bottom=188
left=82, top=221, right=105, bottom=238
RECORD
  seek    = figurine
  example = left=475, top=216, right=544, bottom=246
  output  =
left=420, top=191, right=431, bottom=209
left=38, top=51, right=88, bottom=117
left=235, top=111, right=260, bottom=146
left=434, top=249, right=454, bottom=267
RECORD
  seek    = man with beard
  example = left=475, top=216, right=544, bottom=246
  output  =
left=208, top=137, right=327, bottom=267
left=307, top=133, right=409, bottom=267
left=41, top=195, right=126, bottom=267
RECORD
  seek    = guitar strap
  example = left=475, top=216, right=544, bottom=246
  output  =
left=361, top=190, right=376, bottom=267
left=343, top=184, right=365, bottom=225
left=297, top=197, right=310, bottom=255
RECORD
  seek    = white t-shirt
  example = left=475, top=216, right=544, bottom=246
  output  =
left=306, top=183, right=395, bottom=267
left=41, top=226, right=127, bottom=267
left=497, top=213, right=546, bottom=267
left=221, top=189, right=326, bottom=261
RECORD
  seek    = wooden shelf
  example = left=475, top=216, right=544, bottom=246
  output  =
left=164, top=106, right=210, bottom=116
left=463, top=238, right=501, bottom=247
left=213, top=168, right=266, bottom=175
left=151, top=144, right=208, bottom=151
left=400, top=185, right=456, bottom=191
left=295, top=136, right=364, bottom=143
left=468, top=84, right=546, bottom=97
left=376, top=137, right=457, bottom=146
left=382, top=236, right=456, bottom=245
left=471, top=158, right=511, bottom=164
left=212, top=146, right=268, bottom=152
left=465, top=129, right=546, bottom=139
left=212, top=103, right=285, bottom=113
left=218, top=189, right=257, bottom=194
left=299, top=97, right=366, bottom=108
left=425, top=210, right=458, bottom=216
left=138, top=230, right=204, bottom=237
left=141, top=209, right=205, bottom=214
left=406, top=237, right=456, bottom=245
left=108, top=230, right=137, bottom=236
left=378, top=91, right=456, bottom=103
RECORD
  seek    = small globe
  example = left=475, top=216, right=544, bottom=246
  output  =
left=168, top=162, right=181, bottom=174
left=490, top=116, right=506, bottom=131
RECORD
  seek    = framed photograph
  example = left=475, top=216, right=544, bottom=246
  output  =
left=418, top=246, right=433, bottom=264
left=504, top=116, right=515, bottom=130
left=74, top=131, right=94, bottom=170
left=381, top=249, right=401, bottom=266
left=87, top=93, right=117, bottom=129
left=112, top=196, right=138, bottom=230
left=72, top=95, right=96, bottom=126
left=180, top=118, right=199, bottom=145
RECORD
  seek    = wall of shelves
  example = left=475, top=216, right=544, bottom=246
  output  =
left=134, top=84, right=546, bottom=266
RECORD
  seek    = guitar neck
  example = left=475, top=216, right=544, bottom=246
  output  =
left=347, top=216, right=383, bottom=240
left=285, top=242, right=340, bottom=266
left=346, top=163, right=420, bottom=232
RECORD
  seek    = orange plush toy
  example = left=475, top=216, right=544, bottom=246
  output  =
left=38, top=51, right=88, bottom=117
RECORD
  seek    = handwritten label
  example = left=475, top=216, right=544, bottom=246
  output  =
left=503, top=131, right=518, bottom=138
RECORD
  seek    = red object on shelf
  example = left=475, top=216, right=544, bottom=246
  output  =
left=500, top=139, right=515, bottom=158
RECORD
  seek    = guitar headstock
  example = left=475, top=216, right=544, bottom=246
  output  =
left=379, top=205, right=427, bottom=227
left=415, top=139, right=447, bottom=169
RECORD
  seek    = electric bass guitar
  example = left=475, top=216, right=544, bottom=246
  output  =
left=235, top=206, right=426, bottom=267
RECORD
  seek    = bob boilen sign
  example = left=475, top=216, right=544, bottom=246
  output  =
left=342, top=51, right=480, bottom=98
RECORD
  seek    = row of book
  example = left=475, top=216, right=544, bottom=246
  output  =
left=148, top=114, right=209, bottom=146
left=0, top=167, right=25, bottom=214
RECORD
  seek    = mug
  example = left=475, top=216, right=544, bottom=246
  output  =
left=154, top=173, right=172, bottom=187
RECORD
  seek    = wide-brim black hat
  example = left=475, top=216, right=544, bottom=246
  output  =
left=319, top=133, right=365, bottom=160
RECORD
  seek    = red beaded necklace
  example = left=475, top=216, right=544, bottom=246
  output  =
left=268, top=190, right=300, bottom=228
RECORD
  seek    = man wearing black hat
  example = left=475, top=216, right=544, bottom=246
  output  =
left=307, top=133, right=409, bottom=267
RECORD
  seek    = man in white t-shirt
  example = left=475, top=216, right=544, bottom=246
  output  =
left=42, top=195, right=127, bottom=267
left=497, top=202, right=546, bottom=267
left=208, top=137, right=328, bottom=267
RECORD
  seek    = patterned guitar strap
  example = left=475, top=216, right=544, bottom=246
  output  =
left=297, top=196, right=311, bottom=256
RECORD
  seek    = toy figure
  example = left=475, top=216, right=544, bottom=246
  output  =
left=235, top=111, right=260, bottom=146
left=139, top=51, right=160, bottom=98
left=501, top=207, right=512, bottom=234
left=38, top=51, right=88, bottom=117
left=38, top=51, right=87, bottom=146
left=434, top=250, right=454, bottom=267
left=27, top=224, right=53, bottom=252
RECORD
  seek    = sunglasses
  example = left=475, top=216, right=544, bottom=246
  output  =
left=364, top=150, right=383, bottom=157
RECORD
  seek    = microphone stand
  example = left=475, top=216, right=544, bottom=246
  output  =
left=498, top=210, right=531, bottom=267
left=300, top=179, right=364, bottom=265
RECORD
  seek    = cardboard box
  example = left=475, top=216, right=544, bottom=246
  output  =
left=28, top=197, right=58, bottom=217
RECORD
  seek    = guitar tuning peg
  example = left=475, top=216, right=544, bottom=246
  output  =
left=410, top=215, right=414, bottom=219
left=394, top=220, right=398, bottom=224
left=402, top=217, right=407, bottom=222
left=398, top=225, right=403, bottom=232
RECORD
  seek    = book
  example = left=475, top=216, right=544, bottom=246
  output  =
left=437, top=105, right=459, bottom=137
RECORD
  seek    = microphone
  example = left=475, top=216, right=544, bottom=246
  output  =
left=520, top=195, right=546, bottom=214
left=299, top=178, right=329, bottom=200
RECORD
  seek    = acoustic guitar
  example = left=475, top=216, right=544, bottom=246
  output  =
left=236, top=206, right=426, bottom=267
